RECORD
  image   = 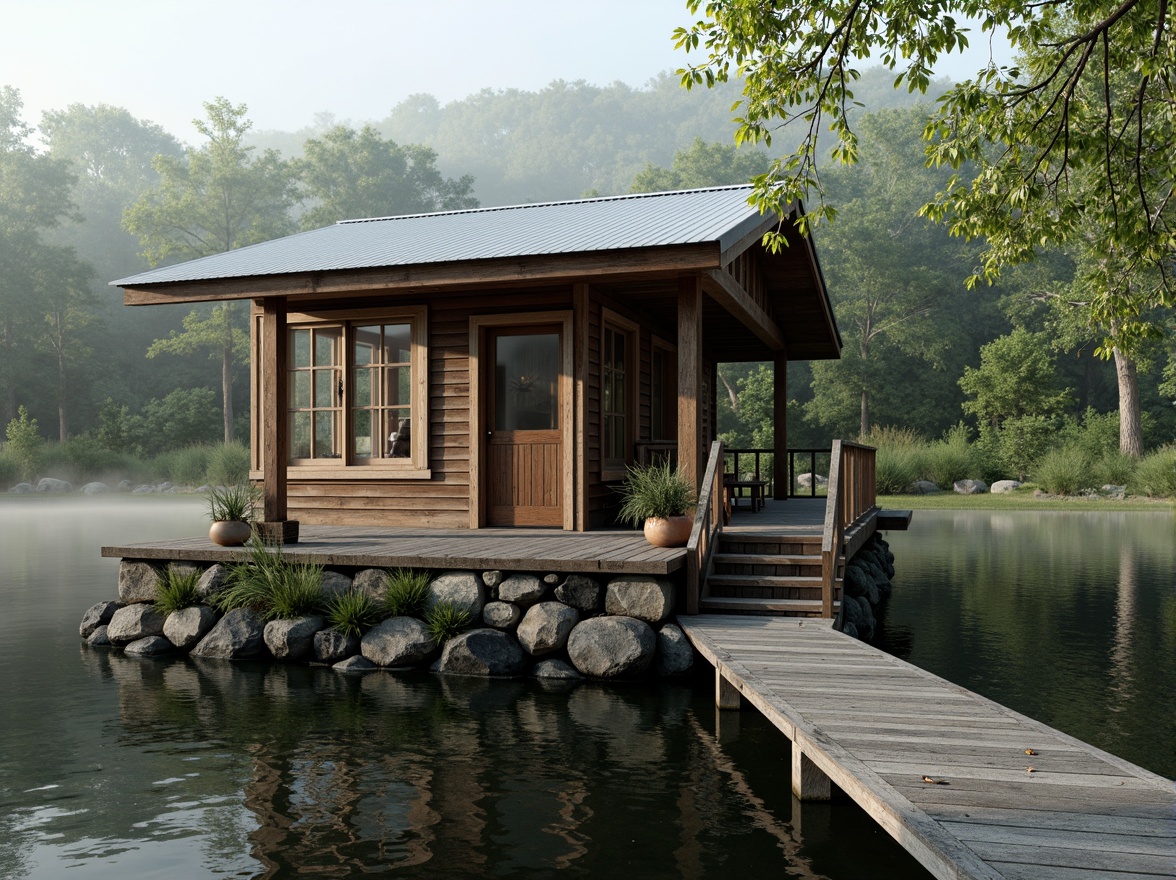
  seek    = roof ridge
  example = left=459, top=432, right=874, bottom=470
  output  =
left=336, top=184, right=755, bottom=226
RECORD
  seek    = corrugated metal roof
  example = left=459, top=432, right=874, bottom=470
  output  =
left=113, top=186, right=768, bottom=287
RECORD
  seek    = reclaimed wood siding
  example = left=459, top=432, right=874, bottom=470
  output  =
left=287, top=289, right=571, bottom=528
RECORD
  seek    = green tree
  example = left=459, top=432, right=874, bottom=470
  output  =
left=675, top=0, right=1176, bottom=342
left=296, top=124, right=477, bottom=228
left=0, top=87, right=78, bottom=423
left=146, top=303, right=249, bottom=444
left=125, top=97, right=296, bottom=443
left=960, top=328, right=1071, bottom=428
left=32, top=244, right=96, bottom=441
left=4, top=405, right=42, bottom=481
left=629, top=136, right=769, bottom=192
left=806, top=107, right=978, bottom=437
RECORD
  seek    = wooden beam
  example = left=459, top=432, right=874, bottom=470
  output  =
left=573, top=283, right=590, bottom=532
left=678, top=275, right=703, bottom=490
left=121, top=243, right=721, bottom=306
left=702, top=268, right=786, bottom=352
left=260, top=298, right=289, bottom=524
left=793, top=742, right=832, bottom=800
left=774, top=349, right=788, bottom=500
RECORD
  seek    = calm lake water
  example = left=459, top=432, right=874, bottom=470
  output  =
left=1, top=499, right=1172, bottom=878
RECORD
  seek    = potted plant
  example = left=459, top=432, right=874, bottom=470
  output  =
left=617, top=460, right=697, bottom=547
left=206, top=482, right=259, bottom=546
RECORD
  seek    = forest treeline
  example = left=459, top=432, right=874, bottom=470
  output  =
left=0, top=69, right=1173, bottom=492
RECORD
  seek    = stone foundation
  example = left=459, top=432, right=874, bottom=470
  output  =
left=836, top=533, right=896, bottom=642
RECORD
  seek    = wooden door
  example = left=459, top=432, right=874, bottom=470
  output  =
left=484, top=326, right=563, bottom=526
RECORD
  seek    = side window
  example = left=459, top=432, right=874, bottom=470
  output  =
left=282, top=307, right=427, bottom=472
left=601, top=309, right=637, bottom=479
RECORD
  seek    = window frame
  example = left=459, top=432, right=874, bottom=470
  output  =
left=649, top=335, right=678, bottom=443
left=251, top=305, right=430, bottom=480
left=600, top=308, right=638, bottom=481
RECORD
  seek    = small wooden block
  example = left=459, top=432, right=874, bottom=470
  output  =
left=716, top=669, right=741, bottom=710
left=255, top=520, right=300, bottom=544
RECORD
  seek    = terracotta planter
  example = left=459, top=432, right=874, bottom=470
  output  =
left=209, top=520, right=252, bottom=547
left=643, top=515, right=693, bottom=548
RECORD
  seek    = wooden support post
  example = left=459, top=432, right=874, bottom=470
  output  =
left=715, top=705, right=741, bottom=743
left=573, top=283, right=589, bottom=532
left=678, top=275, right=703, bottom=491
left=259, top=297, right=296, bottom=542
left=774, top=348, right=788, bottom=500
left=792, top=741, right=831, bottom=800
left=716, top=668, right=741, bottom=710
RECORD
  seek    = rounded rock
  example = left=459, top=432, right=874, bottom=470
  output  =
left=554, top=575, right=602, bottom=613
left=118, top=561, right=161, bottom=604
left=655, top=624, right=694, bottom=677
left=361, top=616, right=436, bottom=667
left=264, top=615, right=326, bottom=661
left=352, top=568, right=387, bottom=601
left=481, top=601, right=522, bottom=631
left=567, top=616, right=655, bottom=678
left=517, top=602, right=579, bottom=656
left=107, top=604, right=167, bottom=645
left=438, top=628, right=527, bottom=677
left=195, top=564, right=231, bottom=601
left=125, top=635, right=174, bottom=657
left=496, top=574, right=545, bottom=607
left=80, top=601, right=122, bottom=639
left=604, top=575, right=674, bottom=625
left=427, top=571, right=486, bottom=619
left=313, top=628, right=360, bottom=663
left=164, top=605, right=219, bottom=651
left=191, top=608, right=267, bottom=659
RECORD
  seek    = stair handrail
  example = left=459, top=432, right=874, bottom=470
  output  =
left=820, top=440, right=878, bottom=617
left=686, top=439, right=725, bottom=614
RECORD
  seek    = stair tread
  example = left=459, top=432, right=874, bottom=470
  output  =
left=708, top=574, right=823, bottom=586
left=713, top=553, right=821, bottom=565
left=699, top=596, right=840, bottom=613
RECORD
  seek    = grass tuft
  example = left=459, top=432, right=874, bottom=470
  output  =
left=325, top=590, right=383, bottom=638
left=215, top=539, right=325, bottom=620
left=425, top=602, right=471, bottom=644
left=383, top=568, right=432, bottom=618
left=155, top=568, right=202, bottom=615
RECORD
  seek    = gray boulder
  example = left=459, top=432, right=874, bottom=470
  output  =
left=910, top=480, right=941, bottom=495
left=953, top=479, right=989, bottom=495
left=319, top=571, right=353, bottom=599
left=116, top=480, right=132, bottom=492
left=195, top=564, right=231, bottom=601
left=991, top=479, right=1023, bottom=493
left=481, top=570, right=505, bottom=591
left=361, top=616, right=436, bottom=667
left=8, top=482, right=33, bottom=494
left=86, top=625, right=112, bottom=647
left=554, top=575, right=602, bottom=613
left=125, top=636, right=174, bottom=657
left=191, top=608, right=267, bottom=659
left=164, top=605, right=219, bottom=650
left=480, top=601, right=522, bottom=631
left=604, top=575, right=674, bottom=625
left=655, top=624, right=694, bottom=677
left=532, top=658, right=583, bottom=680
left=107, top=604, right=166, bottom=645
left=796, top=473, right=828, bottom=488
left=438, top=628, right=527, bottom=677
left=79, top=601, right=122, bottom=638
left=118, top=561, right=160, bottom=604
left=352, top=568, right=387, bottom=601
left=36, top=477, right=72, bottom=493
left=1102, top=484, right=1127, bottom=499
left=516, top=602, right=579, bottom=656
left=427, top=571, right=486, bottom=618
left=80, top=482, right=110, bottom=495
left=313, top=628, right=359, bottom=663
left=842, top=565, right=873, bottom=599
left=264, top=615, right=326, bottom=661
left=334, top=655, right=377, bottom=673
left=496, top=573, right=545, bottom=607
left=567, top=616, right=655, bottom=678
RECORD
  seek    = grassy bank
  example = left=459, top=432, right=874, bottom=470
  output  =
left=887, top=491, right=1173, bottom=511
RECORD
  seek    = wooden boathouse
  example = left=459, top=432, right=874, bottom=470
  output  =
left=106, top=187, right=1175, bottom=879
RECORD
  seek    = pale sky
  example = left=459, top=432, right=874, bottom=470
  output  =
left=5, top=0, right=1012, bottom=142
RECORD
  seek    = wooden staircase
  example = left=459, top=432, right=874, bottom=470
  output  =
left=699, top=531, right=842, bottom=616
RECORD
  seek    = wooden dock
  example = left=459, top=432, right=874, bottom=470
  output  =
left=680, top=615, right=1176, bottom=880
left=101, top=523, right=687, bottom=575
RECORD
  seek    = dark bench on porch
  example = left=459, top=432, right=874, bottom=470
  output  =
left=724, top=475, right=767, bottom=512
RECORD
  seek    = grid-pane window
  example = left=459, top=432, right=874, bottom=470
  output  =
left=352, top=323, right=412, bottom=459
left=284, top=309, right=424, bottom=468
left=289, top=326, right=343, bottom=460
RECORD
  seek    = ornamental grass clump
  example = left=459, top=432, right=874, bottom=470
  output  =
left=1129, top=446, right=1176, bottom=497
left=155, top=568, right=202, bottom=615
left=1033, top=445, right=1094, bottom=496
left=616, top=460, right=696, bottom=527
left=325, top=590, right=383, bottom=638
left=383, top=568, right=431, bottom=618
left=215, top=539, right=325, bottom=619
left=425, top=601, right=471, bottom=644
left=206, top=482, right=260, bottom=522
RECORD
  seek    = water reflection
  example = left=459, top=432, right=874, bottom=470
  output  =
left=880, top=508, right=1176, bottom=778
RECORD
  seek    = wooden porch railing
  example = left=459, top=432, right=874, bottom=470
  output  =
left=820, top=440, right=878, bottom=617
left=686, top=439, right=725, bottom=615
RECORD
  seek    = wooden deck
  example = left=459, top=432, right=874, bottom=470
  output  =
left=680, top=615, right=1176, bottom=880
left=101, top=524, right=686, bottom=575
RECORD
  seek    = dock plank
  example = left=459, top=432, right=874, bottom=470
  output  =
left=679, top=615, right=1176, bottom=880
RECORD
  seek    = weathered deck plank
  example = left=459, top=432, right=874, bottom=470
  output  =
left=679, top=615, right=1176, bottom=880
left=101, top=523, right=687, bottom=575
